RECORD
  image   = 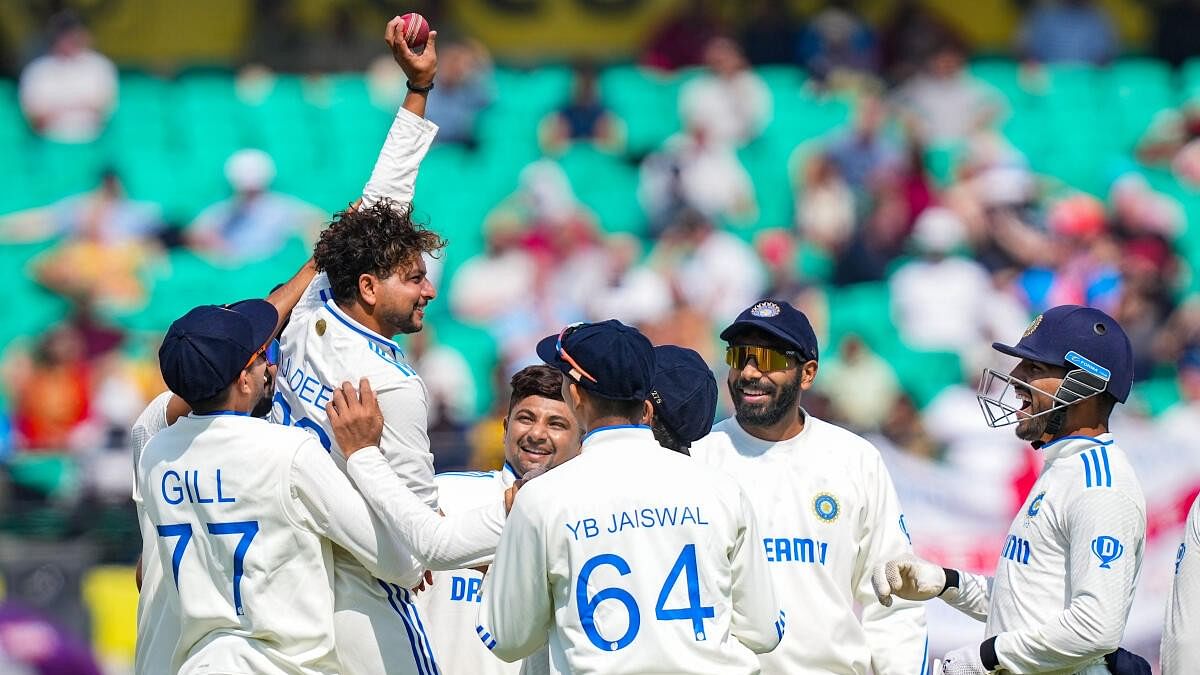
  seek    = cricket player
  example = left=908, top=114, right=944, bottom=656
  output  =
left=415, top=365, right=583, bottom=675
left=132, top=261, right=318, bottom=675
left=1163, top=493, right=1200, bottom=674
left=471, top=320, right=783, bottom=674
left=270, top=17, right=511, bottom=675
left=646, top=344, right=719, bottom=455
left=873, top=305, right=1147, bottom=675
left=689, top=299, right=928, bottom=675
left=137, top=300, right=423, bottom=674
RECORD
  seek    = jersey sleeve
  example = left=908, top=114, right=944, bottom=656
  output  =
left=1162, top=496, right=1200, bottom=675
left=993, top=489, right=1145, bottom=673
left=377, top=378, right=438, bottom=509
left=853, top=453, right=930, bottom=675
left=728, top=487, right=784, bottom=654
left=940, top=570, right=993, bottom=622
left=131, top=391, right=175, bottom=504
left=285, top=437, right=423, bottom=588
left=346, top=447, right=505, bottom=569
left=476, top=488, right=553, bottom=662
left=360, top=106, right=438, bottom=207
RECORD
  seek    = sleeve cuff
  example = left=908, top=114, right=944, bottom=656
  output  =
left=980, top=635, right=999, bottom=671
left=393, top=105, right=439, bottom=135
left=939, top=567, right=960, bottom=596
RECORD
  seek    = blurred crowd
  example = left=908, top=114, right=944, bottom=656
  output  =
left=2, top=0, right=1200, bottom=592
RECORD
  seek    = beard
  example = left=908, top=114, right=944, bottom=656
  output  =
left=251, top=370, right=276, bottom=419
left=1015, top=409, right=1051, bottom=441
left=731, top=374, right=802, bottom=429
left=383, top=302, right=425, bottom=336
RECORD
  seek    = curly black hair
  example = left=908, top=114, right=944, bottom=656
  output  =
left=313, top=199, right=447, bottom=304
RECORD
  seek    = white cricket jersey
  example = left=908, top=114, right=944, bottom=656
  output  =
left=1160, top=493, right=1199, bottom=674
left=690, top=412, right=929, bottom=675
left=132, top=391, right=179, bottom=675
left=943, top=434, right=1146, bottom=675
left=271, top=103, right=503, bottom=674
left=136, top=413, right=420, bottom=675
left=415, top=465, right=523, bottom=675
left=477, top=426, right=783, bottom=675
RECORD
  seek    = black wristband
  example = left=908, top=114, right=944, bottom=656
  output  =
left=980, top=636, right=1000, bottom=670
left=406, top=80, right=434, bottom=93
left=938, top=568, right=960, bottom=596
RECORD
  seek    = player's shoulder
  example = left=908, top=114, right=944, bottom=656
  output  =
left=315, top=302, right=423, bottom=384
left=1052, top=437, right=1145, bottom=509
left=434, top=469, right=504, bottom=513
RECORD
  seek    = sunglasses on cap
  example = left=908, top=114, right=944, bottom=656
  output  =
left=557, top=322, right=597, bottom=383
left=725, top=345, right=802, bottom=373
left=244, top=338, right=281, bottom=370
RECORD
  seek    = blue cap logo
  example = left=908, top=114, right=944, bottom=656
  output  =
left=751, top=301, right=781, bottom=318
left=1092, top=536, right=1124, bottom=569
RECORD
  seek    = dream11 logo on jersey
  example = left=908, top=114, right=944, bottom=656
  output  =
left=1091, top=536, right=1124, bottom=569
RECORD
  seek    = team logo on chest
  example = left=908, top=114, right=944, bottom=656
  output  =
left=813, top=493, right=839, bottom=522
left=1024, top=492, right=1046, bottom=528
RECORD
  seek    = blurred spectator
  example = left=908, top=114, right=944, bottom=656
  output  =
left=793, top=151, right=855, bottom=254
left=490, top=159, right=599, bottom=270
left=18, top=12, right=116, bottom=144
left=1018, top=0, right=1117, bottom=66
left=678, top=37, right=771, bottom=148
left=892, top=41, right=1003, bottom=146
left=755, top=229, right=830, bottom=342
left=878, top=0, right=962, bottom=84
left=639, top=125, right=757, bottom=234
left=0, top=603, right=103, bottom=675
left=409, top=329, right=477, bottom=428
left=187, top=149, right=325, bottom=262
left=423, top=39, right=493, bottom=147
left=824, top=92, right=901, bottom=194
left=7, top=326, right=94, bottom=452
left=815, top=334, right=901, bottom=431
left=1025, top=193, right=1122, bottom=313
left=0, top=169, right=162, bottom=245
left=877, top=394, right=939, bottom=460
left=739, top=0, right=799, bottom=66
left=641, top=0, right=718, bottom=71
left=585, top=234, right=672, bottom=326
left=448, top=217, right=536, bottom=325
left=652, top=210, right=766, bottom=324
left=540, top=63, right=625, bottom=155
left=1152, top=0, right=1200, bottom=67
left=640, top=288, right=719, bottom=364
left=1159, top=348, right=1200, bottom=441
left=796, top=1, right=877, bottom=84
left=890, top=207, right=1028, bottom=363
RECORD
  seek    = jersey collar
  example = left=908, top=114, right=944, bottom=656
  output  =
left=1040, top=433, right=1115, bottom=463
left=501, top=461, right=520, bottom=487
left=324, top=299, right=406, bottom=359
left=581, top=424, right=653, bottom=451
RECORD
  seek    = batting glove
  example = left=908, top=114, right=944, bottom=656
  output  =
left=871, top=554, right=947, bottom=607
left=939, top=644, right=991, bottom=675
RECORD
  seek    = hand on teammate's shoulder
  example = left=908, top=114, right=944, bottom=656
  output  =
left=327, top=378, right=384, bottom=457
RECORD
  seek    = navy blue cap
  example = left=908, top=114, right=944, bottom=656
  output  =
left=159, top=300, right=278, bottom=404
left=536, top=320, right=656, bottom=401
left=993, top=305, right=1134, bottom=402
left=720, top=300, right=819, bottom=362
left=649, top=346, right=718, bottom=444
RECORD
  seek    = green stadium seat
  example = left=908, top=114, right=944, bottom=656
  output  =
left=556, top=146, right=645, bottom=235
left=599, top=65, right=685, bottom=156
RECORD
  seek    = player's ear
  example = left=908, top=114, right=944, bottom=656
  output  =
left=358, top=273, right=377, bottom=307
left=639, top=400, right=654, bottom=425
left=566, top=381, right=583, bottom=411
left=800, top=360, right=819, bottom=390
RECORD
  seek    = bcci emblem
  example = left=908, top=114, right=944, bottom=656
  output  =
left=1091, top=536, right=1124, bottom=569
left=751, top=301, right=781, bottom=318
left=1023, top=314, right=1043, bottom=338
left=813, top=493, right=839, bottom=522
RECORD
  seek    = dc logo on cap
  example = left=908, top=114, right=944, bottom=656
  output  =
left=751, top=301, right=781, bottom=318
left=813, top=493, right=839, bottom=522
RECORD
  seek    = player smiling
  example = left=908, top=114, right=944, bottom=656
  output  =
left=874, top=305, right=1148, bottom=675
left=690, top=299, right=929, bottom=675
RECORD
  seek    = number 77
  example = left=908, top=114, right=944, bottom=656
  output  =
left=157, top=520, right=260, bottom=616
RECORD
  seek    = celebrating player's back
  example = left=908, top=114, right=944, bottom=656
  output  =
left=139, top=301, right=420, bottom=675
left=476, top=321, right=783, bottom=674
